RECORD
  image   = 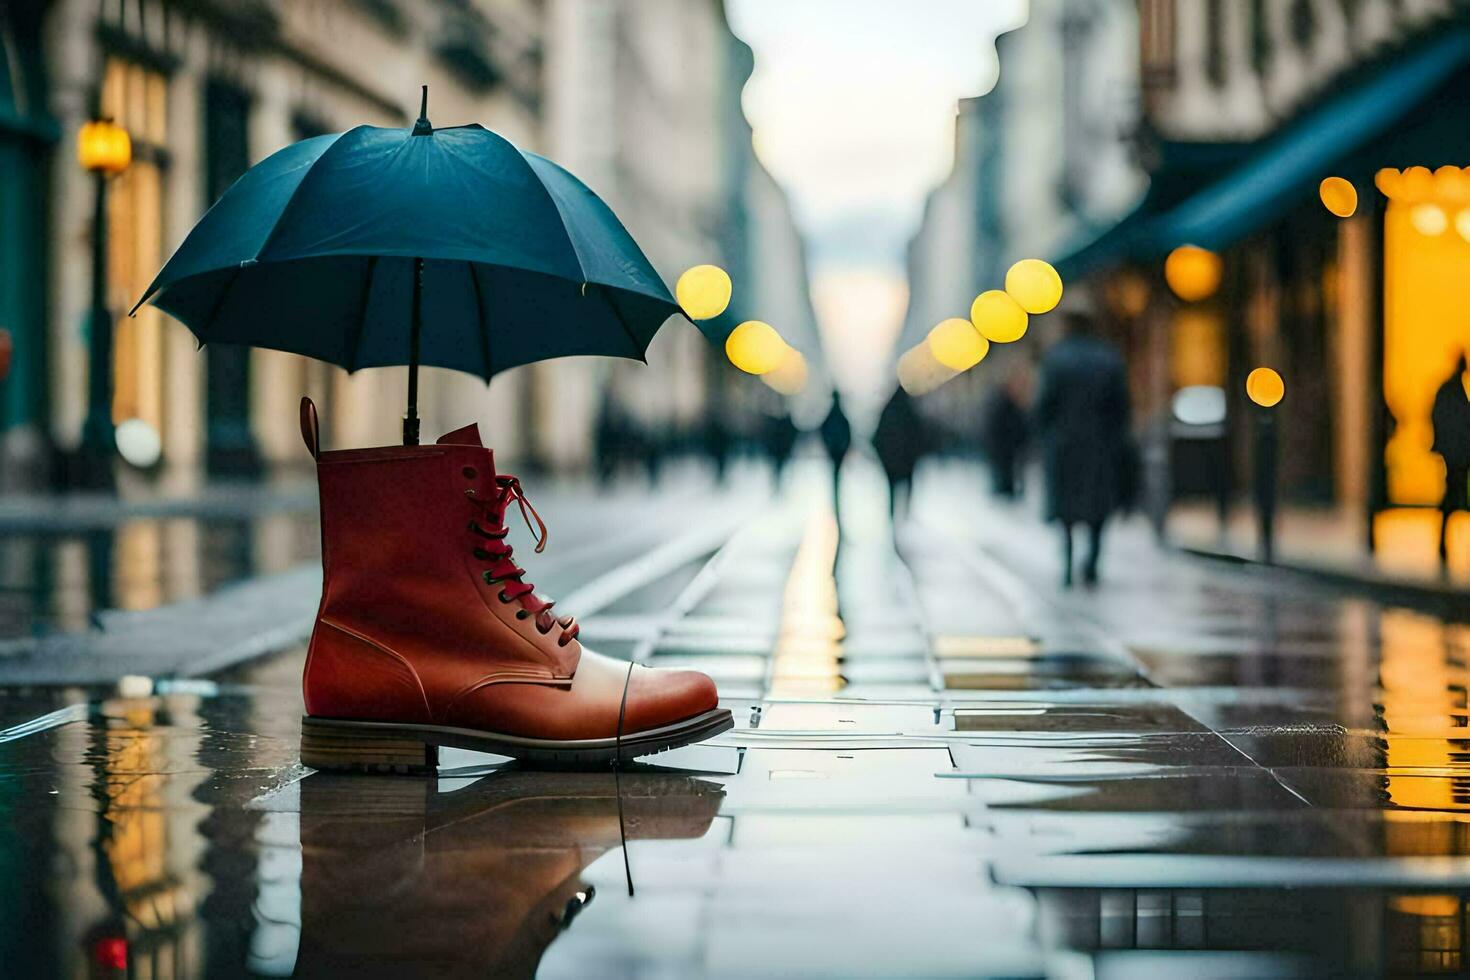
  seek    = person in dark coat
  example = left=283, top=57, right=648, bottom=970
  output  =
left=819, top=392, right=852, bottom=517
left=1432, top=351, right=1470, bottom=569
left=980, top=375, right=1029, bottom=499
left=872, top=386, right=924, bottom=519
left=1034, top=309, right=1131, bottom=587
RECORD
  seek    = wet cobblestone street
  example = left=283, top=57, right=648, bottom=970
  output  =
left=4, top=459, right=1470, bottom=977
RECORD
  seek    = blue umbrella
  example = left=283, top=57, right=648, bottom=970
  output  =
left=132, top=89, right=693, bottom=444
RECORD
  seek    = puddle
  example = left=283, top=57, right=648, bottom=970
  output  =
left=0, top=512, right=318, bottom=640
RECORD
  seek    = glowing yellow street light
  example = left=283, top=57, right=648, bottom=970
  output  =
left=676, top=264, right=732, bottom=320
left=1246, top=367, right=1284, bottom=408
left=927, top=317, right=989, bottom=371
left=969, top=289, right=1028, bottom=343
left=1319, top=176, right=1357, bottom=218
left=762, top=347, right=808, bottom=395
left=1004, top=258, right=1064, bottom=314
left=1164, top=245, right=1222, bottom=302
left=725, top=320, right=787, bottom=375
left=78, top=118, right=132, bottom=175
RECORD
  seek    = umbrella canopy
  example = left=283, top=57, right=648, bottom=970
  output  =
left=132, top=92, right=689, bottom=443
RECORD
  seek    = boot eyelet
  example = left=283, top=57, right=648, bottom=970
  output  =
left=482, top=571, right=502, bottom=586
left=516, top=610, right=529, bottom=620
left=462, top=466, right=477, bottom=479
left=473, top=548, right=492, bottom=561
left=557, top=636, right=570, bottom=647
left=498, top=590, right=512, bottom=603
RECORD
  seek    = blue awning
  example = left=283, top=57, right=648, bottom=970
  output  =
left=1052, top=27, right=1470, bottom=276
left=1053, top=142, right=1256, bottom=279
left=1150, top=28, right=1470, bottom=253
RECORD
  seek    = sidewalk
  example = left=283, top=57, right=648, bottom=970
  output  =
left=0, top=472, right=319, bottom=531
left=1169, top=500, right=1470, bottom=599
left=0, top=462, right=765, bottom=685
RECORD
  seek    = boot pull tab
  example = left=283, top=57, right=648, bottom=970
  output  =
left=300, top=396, right=320, bottom=459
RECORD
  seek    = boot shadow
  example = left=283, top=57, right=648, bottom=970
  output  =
left=294, top=769, right=724, bottom=978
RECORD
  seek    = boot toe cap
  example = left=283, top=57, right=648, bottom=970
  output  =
left=624, top=667, right=719, bottom=733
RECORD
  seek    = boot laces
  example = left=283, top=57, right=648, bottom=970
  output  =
left=465, top=476, right=580, bottom=647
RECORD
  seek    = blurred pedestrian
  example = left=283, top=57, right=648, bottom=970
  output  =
left=764, top=410, right=800, bottom=491
left=980, top=374, right=1029, bottom=499
left=1432, top=351, right=1470, bottom=569
left=1034, top=304, right=1130, bottom=588
left=594, top=387, right=627, bottom=486
left=872, top=385, right=924, bottom=520
left=704, top=410, right=733, bottom=485
left=819, top=392, right=851, bottom=518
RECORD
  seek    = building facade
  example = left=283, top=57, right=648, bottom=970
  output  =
left=1, top=0, right=816, bottom=486
left=1118, top=0, right=1466, bottom=553
left=903, top=0, right=1470, bottom=570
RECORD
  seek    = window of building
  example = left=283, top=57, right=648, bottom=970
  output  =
left=1139, top=0, right=1177, bottom=92
left=1204, top=0, right=1228, bottom=89
left=1377, top=166, right=1470, bottom=508
left=101, top=57, right=168, bottom=436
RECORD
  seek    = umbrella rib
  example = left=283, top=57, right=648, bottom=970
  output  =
left=594, top=286, right=651, bottom=363
left=250, top=130, right=353, bottom=264
left=195, top=264, right=247, bottom=345
left=344, top=255, right=379, bottom=372
left=467, top=262, right=493, bottom=381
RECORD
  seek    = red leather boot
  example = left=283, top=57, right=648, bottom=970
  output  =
left=296, top=398, right=731, bottom=772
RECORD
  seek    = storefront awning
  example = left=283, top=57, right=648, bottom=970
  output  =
left=1052, top=141, right=1250, bottom=279
left=1151, top=28, right=1470, bottom=253
left=1054, top=27, right=1470, bottom=276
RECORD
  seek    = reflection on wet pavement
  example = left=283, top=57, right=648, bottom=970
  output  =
left=9, top=461, right=1470, bottom=975
left=0, top=510, right=318, bottom=639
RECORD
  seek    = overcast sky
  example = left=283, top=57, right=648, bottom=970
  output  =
left=727, top=0, right=1026, bottom=267
left=725, top=0, right=1027, bottom=394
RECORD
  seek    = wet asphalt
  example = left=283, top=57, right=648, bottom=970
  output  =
left=2, top=455, right=1469, bottom=977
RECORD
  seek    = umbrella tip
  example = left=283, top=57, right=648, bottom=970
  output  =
left=413, top=84, right=432, bottom=136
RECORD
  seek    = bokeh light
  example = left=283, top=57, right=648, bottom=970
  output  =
left=1246, top=367, right=1285, bottom=408
left=1319, top=176, right=1357, bottom=218
left=725, top=320, right=788, bottom=375
left=762, top=347, right=808, bottom=395
left=1004, top=258, right=1063, bottom=314
left=1410, top=203, right=1448, bottom=236
left=897, top=342, right=955, bottom=395
left=926, top=317, right=989, bottom=371
left=115, top=418, right=162, bottom=468
left=1456, top=209, right=1470, bottom=243
left=77, top=119, right=132, bottom=175
left=969, top=290, right=1028, bottom=343
left=676, top=264, right=732, bottom=320
left=1164, top=245, right=1222, bottom=302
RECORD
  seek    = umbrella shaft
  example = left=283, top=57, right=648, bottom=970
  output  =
left=403, top=256, right=424, bottom=446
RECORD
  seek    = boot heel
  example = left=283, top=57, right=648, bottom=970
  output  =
left=300, top=717, right=439, bottom=775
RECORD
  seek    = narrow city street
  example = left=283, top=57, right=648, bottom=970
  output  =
left=0, top=455, right=1466, bottom=977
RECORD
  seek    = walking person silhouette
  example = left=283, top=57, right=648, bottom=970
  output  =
left=1432, top=351, right=1470, bottom=572
left=1034, top=304, right=1131, bottom=588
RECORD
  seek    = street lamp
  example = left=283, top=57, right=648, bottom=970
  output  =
left=1246, top=367, right=1285, bottom=563
left=77, top=116, right=131, bottom=488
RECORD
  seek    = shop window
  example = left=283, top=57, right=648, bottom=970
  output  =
left=1377, top=166, right=1470, bottom=507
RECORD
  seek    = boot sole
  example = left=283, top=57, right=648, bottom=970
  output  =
left=300, top=707, right=734, bottom=774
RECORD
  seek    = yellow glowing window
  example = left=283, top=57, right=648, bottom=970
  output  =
left=1377, top=167, right=1470, bottom=506
left=101, top=58, right=169, bottom=433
